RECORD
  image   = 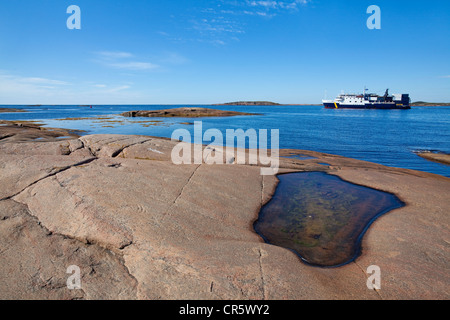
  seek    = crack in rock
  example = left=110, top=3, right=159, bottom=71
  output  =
left=1, top=157, right=97, bottom=202
left=258, top=247, right=267, bottom=300
left=0, top=199, right=138, bottom=299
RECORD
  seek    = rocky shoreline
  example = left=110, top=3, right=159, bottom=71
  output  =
left=0, top=125, right=449, bottom=300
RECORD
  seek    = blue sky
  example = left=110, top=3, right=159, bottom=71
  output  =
left=0, top=0, right=449, bottom=104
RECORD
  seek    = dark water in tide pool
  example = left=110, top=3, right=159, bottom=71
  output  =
left=254, top=172, right=405, bottom=267
left=0, top=105, right=449, bottom=177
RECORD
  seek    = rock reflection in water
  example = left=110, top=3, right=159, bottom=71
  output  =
left=254, top=172, right=404, bottom=267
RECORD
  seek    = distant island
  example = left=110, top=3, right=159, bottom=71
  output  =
left=411, top=102, right=450, bottom=107
left=214, top=101, right=322, bottom=106
left=214, top=101, right=282, bottom=106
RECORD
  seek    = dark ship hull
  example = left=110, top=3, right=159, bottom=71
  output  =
left=323, top=102, right=411, bottom=109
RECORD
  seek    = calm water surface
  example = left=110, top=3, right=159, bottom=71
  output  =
left=1, top=104, right=449, bottom=177
left=254, top=172, right=405, bottom=267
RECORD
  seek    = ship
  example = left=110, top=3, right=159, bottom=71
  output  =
left=323, top=89, right=411, bottom=109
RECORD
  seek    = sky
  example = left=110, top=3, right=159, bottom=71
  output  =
left=0, top=0, right=449, bottom=105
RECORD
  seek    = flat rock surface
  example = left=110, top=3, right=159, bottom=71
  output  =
left=0, top=133, right=449, bottom=300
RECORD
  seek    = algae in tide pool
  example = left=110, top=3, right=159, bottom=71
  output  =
left=254, top=172, right=404, bottom=267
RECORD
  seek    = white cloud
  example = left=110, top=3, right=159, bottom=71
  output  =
left=91, top=84, right=132, bottom=93
left=242, top=10, right=276, bottom=17
left=0, top=71, right=138, bottom=104
left=96, top=51, right=134, bottom=59
left=190, top=17, right=245, bottom=35
left=160, top=52, right=190, bottom=65
left=156, top=31, right=170, bottom=37
left=20, top=77, right=69, bottom=85
left=246, top=0, right=309, bottom=10
left=94, top=51, right=159, bottom=71
left=106, top=85, right=131, bottom=92
left=0, top=73, right=73, bottom=104
left=0, top=73, right=69, bottom=94
left=107, top=61, right=159, bottom=71
left=181, top=0, right=309, bottom=45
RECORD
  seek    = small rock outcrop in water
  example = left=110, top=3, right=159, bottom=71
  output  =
left=121, top=107, right=257, bottom=118
left=0, top=120, right=81, bottom=143
left=416, top=151, right=450, bottom=165
left=0, top=108, right=26, bottom=113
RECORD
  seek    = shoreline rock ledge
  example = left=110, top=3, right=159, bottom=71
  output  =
left=0, top=133, right=449, bottom=300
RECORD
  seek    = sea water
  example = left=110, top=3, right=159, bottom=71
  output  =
left=1, top=104, right=449, bottom=177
